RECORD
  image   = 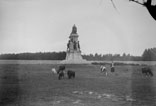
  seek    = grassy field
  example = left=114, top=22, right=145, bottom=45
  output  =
left=0, top=63, right=156, bottom=106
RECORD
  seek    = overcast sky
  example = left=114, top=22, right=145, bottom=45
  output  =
left=0, top=0, right=156, bottom=56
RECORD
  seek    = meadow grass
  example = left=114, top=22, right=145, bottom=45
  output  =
left=0, top=64, right=155, bottom=106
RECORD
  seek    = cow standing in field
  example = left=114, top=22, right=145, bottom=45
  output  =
left=51, top=68, right=57, bottom=74
left=142, top=67, right=153, bottom=77
left=100, top=65, right=108, bottom=76
left=58, top=71, right=64, bottom=80
left=58, top=65, right=66, bottom=80
left=67, top=70, right=75, bottom=79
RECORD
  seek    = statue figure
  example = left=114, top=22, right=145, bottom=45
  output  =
left=78, top=41, right=80, bottom=49
left=73, top=41, right=76, bottom=50
left=67, top=40, right=70, bottom=51
left=71, top=24, right=77, bottom=34
left=69, top=40, right=74, bottom=50
left=71, top=38, right=74, bottom=42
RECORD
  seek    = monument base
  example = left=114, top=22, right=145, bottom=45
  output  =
left=60, top=51, right=90, bottom=64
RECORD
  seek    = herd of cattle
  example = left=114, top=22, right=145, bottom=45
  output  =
left=52, top=65, right=154, bottom=80
left=100, top=65, right=154, bottom=77
left=52, top=65, right=75, bottom=80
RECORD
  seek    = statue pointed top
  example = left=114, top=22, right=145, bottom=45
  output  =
left=71, top=24, right=77, bottom=34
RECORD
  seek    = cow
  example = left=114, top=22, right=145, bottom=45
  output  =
left=58, top=65, right=66, bottom=80
left=142, top=67, right=153, bottom=77
left=58, top=71, right=64, bottom=80
left=67, top=70, right=75, bottom=79
left=58, top=65, right=65, bottom=74
left=51, top=68, right=57, bottom=74
left=100, top=65, right=108, bottom=76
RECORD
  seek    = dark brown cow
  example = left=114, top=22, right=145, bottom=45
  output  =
left=58, top=71, right=64, bottom=80
left=142, top=67, right=153, bottom=77
left=67, top=70, right=75, bottom=79
left=58, top=65, right=66, bottom=80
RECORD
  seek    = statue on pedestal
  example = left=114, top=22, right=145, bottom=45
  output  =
left=67, top=40, right=80, bottom=51
left=61, top=24, right=89, bottom=64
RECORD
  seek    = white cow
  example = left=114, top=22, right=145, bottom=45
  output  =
left=100, top=65, right=107, bottom=76
left=51, top=68, right=57, bottom=74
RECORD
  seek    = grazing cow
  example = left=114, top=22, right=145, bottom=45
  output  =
left=100, top=65, right=106, bottom=72
left=67, top=70, right=75, bottom=79
left=142, top=67, right=153, bottom=77
left=100, top=65, right=107, bottom=76
left=58, top=71, right=64, bottom=80
left=58, top=65, right=65, bottom=73
left=57, top=65, right=66, bottom=80
left=51, top=68, right=57, bottom=74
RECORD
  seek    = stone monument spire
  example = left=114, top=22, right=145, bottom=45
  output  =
left=60, top=25, right=90, bottom=64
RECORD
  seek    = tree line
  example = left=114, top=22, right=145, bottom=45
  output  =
left=142, top=48, right=156, bottom=61
left=82, top=53, right=141, bottom=61
left=0, top=48, right=156, bottom=61
left=0, top=52, right=66, bottom=60
left=83, top=47, right=156, bottom=61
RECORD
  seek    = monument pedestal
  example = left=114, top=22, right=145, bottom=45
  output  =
left=60, top=51, right=90, bottom=64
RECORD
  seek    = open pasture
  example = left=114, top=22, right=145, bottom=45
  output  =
left=0, top=63, right=156, bottom=106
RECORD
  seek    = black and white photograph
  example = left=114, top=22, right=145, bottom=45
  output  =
left=0, top=0, right=156, bottom=106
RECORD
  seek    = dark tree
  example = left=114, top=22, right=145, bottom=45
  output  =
left=0, top=52, right=66, bottom=60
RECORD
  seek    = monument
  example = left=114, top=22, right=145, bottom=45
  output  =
left=60, top=25, right=90, bottom=64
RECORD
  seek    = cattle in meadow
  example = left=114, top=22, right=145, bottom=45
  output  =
left=58, top=65, right=66, bottom=80
left=51, top=68, right=57, bottom=74
left=58, top=65, right=65, bottom=73
left=58, top=71, right=65, bottom=80
left=67, top=70, right=75, bottom=79
left=142, top=67, right=153, bottom=77
left=100, top=65, right=108, bottom=76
